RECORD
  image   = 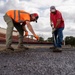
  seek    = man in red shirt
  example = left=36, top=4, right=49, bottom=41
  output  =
left=50, top=6, right=64, bottom=52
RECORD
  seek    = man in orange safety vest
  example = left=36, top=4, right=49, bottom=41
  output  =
left=3, top=10, right=39, bottom=51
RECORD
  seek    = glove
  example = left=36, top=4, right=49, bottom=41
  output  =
left=34, top=34, right=39, bottom=40
left=25, top=31, right=28, bottom=36
left=52, top=28, right=56, bottom=33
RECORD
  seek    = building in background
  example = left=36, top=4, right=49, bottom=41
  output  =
left=0, top=27, right=37, bottom=43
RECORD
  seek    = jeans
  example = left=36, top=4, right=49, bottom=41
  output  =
left=53, top=28, right=64, bottom=48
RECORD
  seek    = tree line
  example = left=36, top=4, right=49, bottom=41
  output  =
left=38, top=36, right=75, bottom=46
left=65, top=36, right=75, bottom=46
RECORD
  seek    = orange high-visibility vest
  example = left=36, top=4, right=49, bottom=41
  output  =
left=6, top=10, right=30, bottom=23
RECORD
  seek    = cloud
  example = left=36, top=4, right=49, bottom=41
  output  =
left=0, top=0, right=75, bottom=40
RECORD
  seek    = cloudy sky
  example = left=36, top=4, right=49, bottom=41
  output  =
left=0, top=0, right=75, bottom=40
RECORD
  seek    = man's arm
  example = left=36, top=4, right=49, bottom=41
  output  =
left=22, top=23, right=28, bottom=36
left=26, top=21, right=35, bottom=35
left=50, top=16, right=53, bottom=27
left=26, top=21, right=39, bottom=40
left=21, top=22, right=28, bottom=32
left=50, top=20, right=53, bottom=27
left=55, top=19, right=61, bottom=28
left=55, top=11, right=62, bottom=28
left=22, top=25, right=28, bottom=32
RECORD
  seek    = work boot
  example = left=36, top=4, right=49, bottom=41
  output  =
left=50, top=46, right=56, bottom=49
left=53, top=47, right=62, bottom=52
left=6, top=46, right=14, bottom=51
left=18, top=44, right=29, bottom=50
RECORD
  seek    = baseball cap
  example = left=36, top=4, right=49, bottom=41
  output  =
left=50, top=6, right=56, bottom=12
left=33, top=13, right=39, bottom=23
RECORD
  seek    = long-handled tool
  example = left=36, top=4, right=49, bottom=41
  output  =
left=51, top=25, right=62, bottom=52
left=51, top=25, right=56, bottom=47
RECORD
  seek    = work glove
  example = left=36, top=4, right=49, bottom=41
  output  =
left=25, top=31, right=28, bottom=36
left=34, top=34, right=39, bottom=40
left=52, top=28, right=56, bottom=33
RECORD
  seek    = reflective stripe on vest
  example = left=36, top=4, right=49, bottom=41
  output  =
left=14, top=10, right=16, bottom=21
left=14, top=10, right=29, bottom=23
left=18, top=10, right=20, bottom=22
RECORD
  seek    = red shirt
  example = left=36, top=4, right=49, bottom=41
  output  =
left=50, top=10, right=64, bottom=28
